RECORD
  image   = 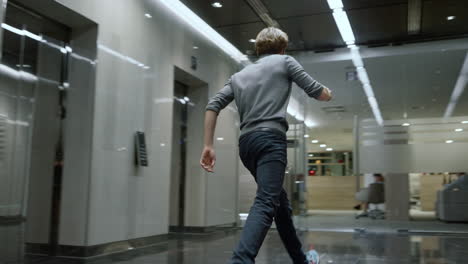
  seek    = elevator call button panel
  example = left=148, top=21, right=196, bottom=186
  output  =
left=135, top=131, right=148, bottom=167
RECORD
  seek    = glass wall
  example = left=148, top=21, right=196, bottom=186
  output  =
left=290, top=37, right=468, bottom=217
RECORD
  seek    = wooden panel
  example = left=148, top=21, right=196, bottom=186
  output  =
left=307, top=176, right=363, bottom=210
left=420, top=175, right=444, bottom=211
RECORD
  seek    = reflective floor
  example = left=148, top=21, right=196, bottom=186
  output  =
left=2, top=223, right=468, bottom=264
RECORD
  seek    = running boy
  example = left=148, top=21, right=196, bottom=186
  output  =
left=200, top=27, right=332, bottom=264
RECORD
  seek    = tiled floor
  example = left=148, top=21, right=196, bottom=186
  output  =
left=2, top=218, right=468, bottom=264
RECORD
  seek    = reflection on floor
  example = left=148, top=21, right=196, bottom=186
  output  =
left=295, top=214, right=468, bottom=234
left=2, top=222, right=468, bottom=264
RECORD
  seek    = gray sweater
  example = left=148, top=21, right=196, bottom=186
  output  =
left=206, top=54, right=325, bottom=136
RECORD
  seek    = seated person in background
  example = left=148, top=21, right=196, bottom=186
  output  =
left=354, top=174, right=385, bottom=215
left=443, top=172, right=468, bottom=191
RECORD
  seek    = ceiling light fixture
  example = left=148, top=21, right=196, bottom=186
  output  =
left=249, top=39, right=256, bottom=43
left=193, top=46, right=199, bottom=49
left=311, top=139, right=319, bottom=143
left=320, top=144, right=327, bottom=148
left=446, top=140, right=454, bottom=144
left=326, top=148, right=333, bottom=151
left=211, top=2, right=223, bottom=8
left=327, top=0, right=344, bottom=10
left=159, top=0, right=246, bottom=63
left=217, top=137, right=224, bottom=141
left=447, top=16, right=456, bottom=21
left=145, top=13, right=152, bottom=18
left=402, top=123, right=410, bottom=127
left=455, top=128, right=463, bottom=132
left=331, top=9, right=355, bottom=45
left=295, top=113, right=305, bottom=121
left=304, top=134, right=310, bottom=138
left=326, top=3, right=383, bottom=126
left=304, top=119, right=317, bottom=128
left=462, top=121, right=468, bottom=124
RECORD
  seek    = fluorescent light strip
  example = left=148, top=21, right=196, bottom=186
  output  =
left=327, top=0, right=344, bottom=10
left=356, top=66, right=370, bottom=85
left=331, top=9, right=355, bottom=44
left=304, top=119, right=317, bottom=128
left=327, top=2, right=383, bottom=126
left=368, top=96, right=383, bottom=125
left=350, top=47, right=364, bottom=67
left=159, top=0, right=246, bottom=63
left=444, top=52, right=468, bottom=118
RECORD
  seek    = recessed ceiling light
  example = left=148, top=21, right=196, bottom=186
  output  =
left=249, top=39, right=256, bottom=43
left=145, top=13, right=152, bottom=18
left=211, top=2, right=223, bottom=8
left=320, top=144, right=327, bottom=148
left=193, top=46, right=199, bottom=49
left=447, top=16, right=456, bottom=21
left=311, top=139, right=319, bottom=143
left=446, top=140, right=454, bottom=144
left=455, top=128, right=463, bottom=132
left=402, top=123, right=410, bottom=127
left=326, top=148, right=333, bottom=151
left=462, top=121, right=468, bottom=124
left=217, top=137, right=224, bottom=141
left=308, top=154, right=314, bottom=157
left=304, top=134, right=310, bottom=138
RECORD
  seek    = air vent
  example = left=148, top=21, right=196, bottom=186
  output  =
left=321, top=106, right=346, bottom=113
left=346, top=70, right=358, bottom=81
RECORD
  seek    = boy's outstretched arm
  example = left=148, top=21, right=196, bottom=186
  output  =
left=200, top=110, right=218, bottom=172
left=200, top=78, right=234, bottom=172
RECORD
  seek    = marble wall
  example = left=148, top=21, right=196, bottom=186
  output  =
left=50, top=0, right=240, bottom=246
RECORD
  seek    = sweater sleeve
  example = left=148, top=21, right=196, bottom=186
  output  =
left=285, top=55, right=324, bottom=99
left=205, top=78, right=234, bottom=114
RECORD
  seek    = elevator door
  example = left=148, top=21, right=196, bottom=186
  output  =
left=169, top=81, right=189, bottom=230
left=0, top=1, right=70, bottom=259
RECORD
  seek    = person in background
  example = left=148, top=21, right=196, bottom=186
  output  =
left=354, top=174, right=385, bottom=215
left=443, top=172, right=468, bottom=190
left=200, top=27, right=332, bottom=264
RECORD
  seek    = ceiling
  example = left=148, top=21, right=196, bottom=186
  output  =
left=182, top=0, right=468, bottom=54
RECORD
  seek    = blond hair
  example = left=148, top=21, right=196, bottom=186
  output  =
left=255, top=27, right=288, bottom=56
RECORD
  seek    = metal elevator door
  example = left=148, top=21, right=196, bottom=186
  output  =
left=0, top=1, right=71, bottom=259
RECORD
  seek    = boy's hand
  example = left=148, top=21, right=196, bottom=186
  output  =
left=200, top=146, right=216, bottom=172
left=317, top=87, right=332, bottom=101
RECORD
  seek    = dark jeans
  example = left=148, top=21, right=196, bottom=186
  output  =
left=231, top=129, right=307, bottom=264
